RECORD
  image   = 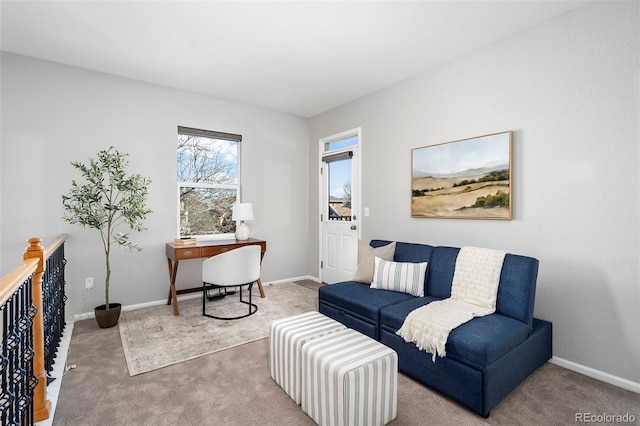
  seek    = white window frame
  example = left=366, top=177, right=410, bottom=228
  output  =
left=177, top=126, right=242, bottom=240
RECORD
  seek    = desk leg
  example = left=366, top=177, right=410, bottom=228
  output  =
left=166, top=258, right=173, bottom=305
left=166, top=257, right=180, bottom=315
left=257, top=278, right=265, bottom=298
left=258, top=250, right=266, bottom=298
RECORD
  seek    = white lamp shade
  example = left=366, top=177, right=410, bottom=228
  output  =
left=232, top=203, right=254, bottom=221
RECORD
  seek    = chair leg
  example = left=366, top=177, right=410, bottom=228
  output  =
left=203, top=283, right=228, bottom=317
left=202, top=281, right=258, bottom=320
left=239, top=284, right=254, bottom=317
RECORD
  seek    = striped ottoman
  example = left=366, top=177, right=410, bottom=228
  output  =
left=270, top=311, right=346, bottom=404
left=301, top=328, right=398, bottom=426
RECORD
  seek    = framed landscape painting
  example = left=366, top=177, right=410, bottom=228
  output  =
left=411, top=131, right=512, bottom=220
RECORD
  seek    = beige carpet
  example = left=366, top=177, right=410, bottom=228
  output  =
left=118, top=282, right=318, bottom=376
left=54, top=281, right=640, bottom=425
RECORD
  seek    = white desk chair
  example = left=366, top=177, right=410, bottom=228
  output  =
left=202, top=245, right=261, bottom=320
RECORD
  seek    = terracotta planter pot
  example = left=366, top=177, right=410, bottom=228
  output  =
left=94, top=303, right=122, bottom=328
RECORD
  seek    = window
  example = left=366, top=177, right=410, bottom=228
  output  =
left=322, top=135, right=358, bottom=222
left=325, top=135, right=358, bottom=151
left=177, top=126, right=241, bottom=238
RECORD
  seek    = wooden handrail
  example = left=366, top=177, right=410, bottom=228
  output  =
left=44, top=233, right=68, bottom=259
left=0, top=233, right=68, bottom=304
left=0, top=257, right=39, bottom=306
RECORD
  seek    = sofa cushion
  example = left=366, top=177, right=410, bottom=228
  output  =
left=371, top=257, right=427, bottom=297
left=496, top=254, right=539, bottom=331
left=319, top=281, right=415, bottom=323
left=445, top=315, right=530, bottom=367
left=425, top=246, right=458, bottom=299
left=425, top=247, right=539, bottom=331
left=381, top=298, right=530, bottom=367
left=380, top=296, right=439, bottom=330
left=371, top=240, right=433, bottom=264
left=353, top=240, right=396, bottom=283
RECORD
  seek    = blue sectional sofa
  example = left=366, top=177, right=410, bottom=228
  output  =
left=318, top=240, right=552, bottom=417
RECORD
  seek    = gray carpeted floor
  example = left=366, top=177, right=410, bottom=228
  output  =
left=52, top=281, right=639, bottom=425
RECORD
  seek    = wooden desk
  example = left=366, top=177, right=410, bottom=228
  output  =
left=165, top=238, right=267, bottom=315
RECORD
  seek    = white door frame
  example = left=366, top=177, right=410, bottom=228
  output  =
left=319, top=127, right=361, bottom=283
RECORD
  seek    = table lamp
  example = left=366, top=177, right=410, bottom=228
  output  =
left=232, top=202, right=254, bottom=240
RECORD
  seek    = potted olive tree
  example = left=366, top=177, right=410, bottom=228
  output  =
left=62, top=146, right=152, bottom=328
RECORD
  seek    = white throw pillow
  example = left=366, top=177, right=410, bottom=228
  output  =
left=371, top=257, right=427, bottom=297
left=353, top=241, right=396, bottom=283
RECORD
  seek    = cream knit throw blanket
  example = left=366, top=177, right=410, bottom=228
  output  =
left=396, top=246, right=506, bottom=362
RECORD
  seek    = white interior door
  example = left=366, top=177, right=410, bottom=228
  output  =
left=320, top=130, right=360, bottom=284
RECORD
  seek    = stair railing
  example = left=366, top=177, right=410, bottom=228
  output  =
left=1, top=234, right=68, bottom=424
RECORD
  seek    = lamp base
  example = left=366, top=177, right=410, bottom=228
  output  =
left=235, top=222, right=250, bottom=240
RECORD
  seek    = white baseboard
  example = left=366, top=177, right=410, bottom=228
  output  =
left=550, top=356, right=640, bottom=394
left=73, top=311, right=94, bottom=321
left=72, top=275, right=322, bottom=321
left=73, top=294, right=200, bottom=320
left=264, top=275, right=320, bottom=285
left=35, top=321, right=75, bottom=425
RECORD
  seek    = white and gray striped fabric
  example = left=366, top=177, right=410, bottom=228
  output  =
left=301, top=328, right=398, bottom=426
left=270, top=311, right=346, bottom=404
left=371, top=257, right=427, bottom=297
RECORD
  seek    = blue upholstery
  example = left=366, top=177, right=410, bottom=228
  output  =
left=495, top=254, right=539, bottom=331
left=483, top=319, right=553, bottom=411
left=444, top=315, right=530, bottom=367
left=371, top=239, right=434, bottom=264
left=380, top=298, right=530, bottom=367
left=318, top=239, right=553, bottom=417
left=426, top=247, right=458, bottom=298
left=318, top=281, right=414, bottom=339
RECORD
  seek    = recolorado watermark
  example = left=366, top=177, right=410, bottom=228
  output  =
left=575, top=412, right=636, bottom=424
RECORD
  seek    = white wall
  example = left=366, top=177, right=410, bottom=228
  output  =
left=0, top=53, right=310, bottom=317
left=310, top=2, right=639, bottom=384
left=1, top=0, right=638, bottom=390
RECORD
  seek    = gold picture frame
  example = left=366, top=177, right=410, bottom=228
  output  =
left=411, top=131, right=512, bottom=220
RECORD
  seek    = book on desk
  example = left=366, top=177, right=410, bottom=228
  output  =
left=174, top=237, right=197, bottom=246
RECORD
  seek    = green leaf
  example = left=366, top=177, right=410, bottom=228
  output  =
left=61, top=147, right=153, bottom=304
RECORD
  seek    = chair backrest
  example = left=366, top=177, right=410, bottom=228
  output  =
left=202, top=245, right=262, bottom=286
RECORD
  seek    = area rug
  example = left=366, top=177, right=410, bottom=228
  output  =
left=118, top=282, right=318, bottom=376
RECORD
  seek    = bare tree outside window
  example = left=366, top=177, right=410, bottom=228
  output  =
left=342, top=180, right=352, bottom=207
left=177, top=133, right=239, bottom=237
left=327, top=158, right=352, bottom=221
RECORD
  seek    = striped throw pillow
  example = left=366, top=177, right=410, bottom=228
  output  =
left=371, top=257, right=427, bottom=297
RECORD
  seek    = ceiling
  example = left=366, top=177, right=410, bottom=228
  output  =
left=1, top=1, right=588, bottom=118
